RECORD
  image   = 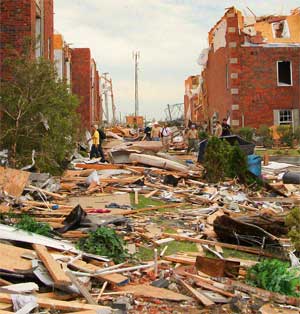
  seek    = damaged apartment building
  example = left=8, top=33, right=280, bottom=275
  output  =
left=185, top=7, right=300, bottom=131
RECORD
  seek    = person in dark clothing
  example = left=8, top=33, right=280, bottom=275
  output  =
left=221, top=118, right=231, bottom=136
left=97, top=126, right=107, bottom=163
left=144, top=124, right=152, bottom=141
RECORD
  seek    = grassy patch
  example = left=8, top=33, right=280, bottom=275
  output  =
left=136, top=240, right=198, bottom=262
left=130, top=194, right=165, bottom=209
left=163, top=227, right=177, bottom=234
left=255, top=148, right=300, bottom=156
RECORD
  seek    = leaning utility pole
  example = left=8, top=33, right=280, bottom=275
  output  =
left=133, top=51, right=140, bottom=117
left=102, top=72, right=109, bottom=123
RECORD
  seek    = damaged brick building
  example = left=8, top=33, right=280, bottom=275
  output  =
left=187, top=7, right=300, bottom=131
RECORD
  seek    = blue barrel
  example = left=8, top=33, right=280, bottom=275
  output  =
left=247, top=155, right=262, bottom=177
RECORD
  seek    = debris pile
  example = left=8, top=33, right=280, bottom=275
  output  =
left=0, top=132, right=299, bottom=314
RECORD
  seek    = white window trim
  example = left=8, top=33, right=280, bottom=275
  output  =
left=278, top=109, right=293, bottom=125
left=276, top=61, right=293, bottom=87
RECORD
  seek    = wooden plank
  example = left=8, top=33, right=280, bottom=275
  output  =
left=179, top=279, right=215, bottom=307
left=145, top=189, right=159, bottom=198
left=0, top=167, right=30, bottom=197
left=33, top=244, right=72, bottom=287
left=119, top=284, right=191, bottom=301
left=71, top=260, right=128, bottom=285
left=0, top=293, right=112, bottom=312
left=162, top=233, right=280, bottom=259
left=0, top=243, right=32, bottom=272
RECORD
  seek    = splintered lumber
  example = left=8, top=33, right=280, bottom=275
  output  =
left=219, top=278, right=300, bottom=306
left=0, top=166, right=30, bottom=197
left=28, top=184, right=65, bottom=200
left=119, top=284, right=192, bottom=301
left=162, top=233, right=280, bottom=258
left=129, top=153, right=190, bottom=173
left=179, top=279, right=215, bottom=306
left=183, top=273, right=235, bottom=298
left=123, top=203, right=185, bottom=215
left=33, top=244, right=72, bottom=287
left=0, top=293, right=113, bottom=313
left=66, top=271, right=96, bottom=305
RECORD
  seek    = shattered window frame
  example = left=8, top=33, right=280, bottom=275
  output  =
left=279, top=109, right=293, bottom=125
left=276, top=61, right=292, bottom=87
left=271, top=20, right=290, bottom=39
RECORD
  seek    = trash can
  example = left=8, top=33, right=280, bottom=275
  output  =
left=247, top=155, right=262, bottom=177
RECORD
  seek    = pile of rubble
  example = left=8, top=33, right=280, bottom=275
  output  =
left=0, top=130, right=299, bottom=314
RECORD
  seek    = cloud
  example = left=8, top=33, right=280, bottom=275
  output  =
left=54, top=0, right=299, bottom=121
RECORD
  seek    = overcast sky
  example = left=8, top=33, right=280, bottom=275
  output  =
left=54, top=0, right=298, bottom=122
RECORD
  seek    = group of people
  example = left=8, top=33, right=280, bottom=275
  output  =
left=88, top=118, right=232, bottom=161
left=214, top=118, right=231, bottom=137
left=185, top=118, right=231, bottom=153
left=145, top=122, right=172, bottom=151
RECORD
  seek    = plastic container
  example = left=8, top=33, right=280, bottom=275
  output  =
left=283, top=172, right=300, bottom=184
left=247, top=154, right=262, bottom=177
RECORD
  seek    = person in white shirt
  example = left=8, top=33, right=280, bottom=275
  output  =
left=160, top=122, right=172, bottom=152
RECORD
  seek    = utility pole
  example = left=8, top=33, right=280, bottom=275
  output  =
left=102, top=72, right=109, bottom=124
left=110, top=78, right=116, bottom=125
left=133, top=51, right=140, bottom=117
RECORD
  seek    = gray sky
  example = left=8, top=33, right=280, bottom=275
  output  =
left=54, top=0, right=298, bottom=121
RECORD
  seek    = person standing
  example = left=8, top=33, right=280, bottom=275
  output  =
left=144, top=123, right=152, bottom=141
left=221, top=118, right=231, bottom=136
left=161, top=122, right=172, bottom=152
left=186, top=124, right=199, bottom=153
left=214, top=121, right=223, bottom=138
left=151, top=122, right=161, bottom=141
left=89, top=125, right=100, bottom=159
left=97, top=125, right=107, bottom=162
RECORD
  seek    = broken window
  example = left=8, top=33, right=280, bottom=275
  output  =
left=279, top=110, right=293, bottom=125
left=272, top=20, right=290, bottom=38
left=35, top=16, right=42, bottom=58
left=277, top=61, right=292, bottom=86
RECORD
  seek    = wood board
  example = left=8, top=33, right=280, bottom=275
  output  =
left=0, top=167, right=30, bottom=197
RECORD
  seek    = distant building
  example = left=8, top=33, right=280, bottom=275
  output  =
left=53, top=33, right=72, bottom=87
left=71, top=48, right=102, bottom=129
left=186, top=7, right=300, bottom=131
left=0, top=0, right=54, bottom=78
left=126, top=116, right=144, bottom=128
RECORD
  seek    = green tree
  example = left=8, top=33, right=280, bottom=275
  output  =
left=203, top=136, right=229, bottom=182
left=0, top=53, right=80, bottom=174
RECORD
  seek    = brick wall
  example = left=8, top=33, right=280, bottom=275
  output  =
left=43, top=0, right=54, bottom=61
left=239, top=47, right=300, bottom=127
left=0, top=0, right=34, bottom=76
left=71, top=48, right=92, bottom=130
left=0, top=0, right=54, bottom=78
